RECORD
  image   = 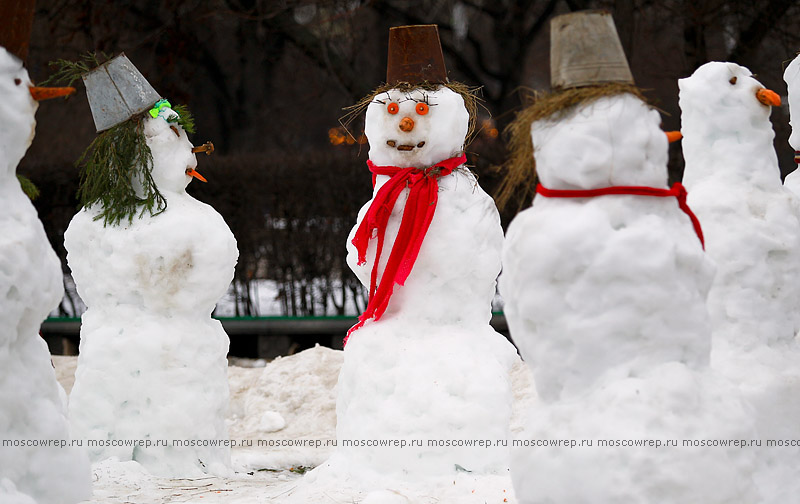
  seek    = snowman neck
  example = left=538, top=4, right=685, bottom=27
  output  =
left=681, top=112, right=781, bottom=189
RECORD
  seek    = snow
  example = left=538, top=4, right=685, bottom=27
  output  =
left=64, top=108, right=239, bottom=477
left=336, top=84, right=518, bottom=485
left=49, top=346, right=535, bottom=503
left=501, top=92, right=760, bottom=502
left=680, top=61, right=800, bottom=502
left=784, top=54, right=800, bottom=193
left=0, top=46, right=91, bottom=504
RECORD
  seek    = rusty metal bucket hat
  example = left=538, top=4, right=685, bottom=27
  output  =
left=0, top=0, right=36, bottom=61
left=386, top=24, right=448, bottom=85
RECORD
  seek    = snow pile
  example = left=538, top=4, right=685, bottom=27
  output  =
left=0, top=47, right=91, bottom=504
left=680, top=61, right=800, bottom=501
left=65, top=110, right=238, bottom=477
left=784, top=54, right=800, bottom=194
left=229, top=344, right=342, bottom=469
left=502, top=93, right=759, bottom=503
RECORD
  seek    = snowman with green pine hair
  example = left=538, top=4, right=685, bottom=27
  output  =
left=56, top=53, right=238, bottom=477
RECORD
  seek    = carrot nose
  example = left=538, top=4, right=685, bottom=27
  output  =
left=756, top=88, right=781, bottom=107
left=185, top=168, right=207, bottom=182
left=665, top=131, right=683, bottom=143
left=29, top=86, right=75, bottom=101
left=399, top=117, right=415, bottom=132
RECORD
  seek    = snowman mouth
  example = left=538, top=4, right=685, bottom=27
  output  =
left=387, top=140, right=426, bottom=151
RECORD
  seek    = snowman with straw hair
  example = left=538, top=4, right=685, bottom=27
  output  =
left=333, top=24, right=517, bottom=486
left=0, top=1, right=91, bottom=501
left=52, top=53, right=237, bottom=477
left=499, top=11, right=760, bottom=503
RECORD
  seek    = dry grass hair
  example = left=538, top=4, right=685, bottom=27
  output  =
left=495, top=83, right=649, bottom=212
left=340, top=81, right=483, bottom=147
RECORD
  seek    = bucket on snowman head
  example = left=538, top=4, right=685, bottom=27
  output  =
left=82, top=53, right=161, bottom=132
left=0, top=0, right=36, bottom=62
left=386, top=24, right=448, bottom=85
left=550, top=10, right=634, bottom=89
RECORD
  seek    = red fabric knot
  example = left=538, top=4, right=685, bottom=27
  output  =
left=344, top=154, right=467, bottom=346
left=535, top=181, right=705, bottom=250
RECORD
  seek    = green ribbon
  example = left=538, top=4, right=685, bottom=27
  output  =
left=149, top=98, right=172, bottom=118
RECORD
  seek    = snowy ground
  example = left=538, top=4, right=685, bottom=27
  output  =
left=52, top=346, right=534, bottom=503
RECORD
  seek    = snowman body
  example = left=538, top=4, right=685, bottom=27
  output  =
left=680, top=62, right=800, bottom=351
left=784, top=55, right=800, bottom=195
left=66, top=110, right=238, bottom=477
left=0, top=47, right=91, bottom=504
left=680, top=62, right=800, bottom=501
left=502, top=93, right=759, bottom=503
left=336, top=86, right=517, bottom=479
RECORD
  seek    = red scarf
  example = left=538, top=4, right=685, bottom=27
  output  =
left=345, top=154, right=467, bottom=345
left=536, top=182, right=704, bottom=249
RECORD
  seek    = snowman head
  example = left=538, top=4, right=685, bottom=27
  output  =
left=784, top=55, right=800, bottom=152
left=143, top=106, right=199, bottom=193
left=365, top=85, right=469, bottom=168
left=678, top=61, right=781, bottom=135
left=0, top=47, right=37, bottom=175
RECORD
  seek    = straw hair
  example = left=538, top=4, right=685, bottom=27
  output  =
left=341, top=80, right=482, bottom=147
left=495, top=83, right=648, bottom=212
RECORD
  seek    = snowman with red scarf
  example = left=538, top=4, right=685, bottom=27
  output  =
left=499, top=12, right=759, bottom=503
left=336, top=25, right=517, bottom=481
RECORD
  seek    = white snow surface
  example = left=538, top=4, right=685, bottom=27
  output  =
left=0, top=47, right=91, bottom=504
left=337, top=85, right=518, bottom=482
left=501, top=92, right=760, bottom=502
left=680, top=61, right=800, bottom=501
left=50, top=346, right=535, bottom=503
left=784, top=54, right=800, bottom=193
left=65, top=110, right=239, bottom=477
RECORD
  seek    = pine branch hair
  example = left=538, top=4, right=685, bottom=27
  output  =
left=76, top=114, right=166, bottom=226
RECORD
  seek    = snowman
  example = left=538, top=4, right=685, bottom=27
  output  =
left=680, top=61, right=800, bottom=501
left=784, top=53, right=800, bottom=194
left=61, top=54, right=238, bottom=477
left=334, top=25, right=517, bottom=482
left=0, top=14, right=91, bottom=504
left=500, top=12, right=759, bottom=503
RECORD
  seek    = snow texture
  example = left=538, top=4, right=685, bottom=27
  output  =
left=784, top=54, right=800, bottom=194
left=680, top=61, right=800, bottom=501
left=65, top=108, right=238, bottom=477
left=0, top=47, right=91, bottom=504
left=337, top=86, right=517, bottom=482
left=50, top=348, right=536, bottom=503
left=501, top=93, right=760, bottom=503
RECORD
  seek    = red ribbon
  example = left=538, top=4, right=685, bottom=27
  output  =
left=344, top=154, right=467, bottom=345
left=795, top=151, right=799, bottom=164
left=535, top=182, right=705, bottom=249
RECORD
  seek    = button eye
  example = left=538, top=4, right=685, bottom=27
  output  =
left=729, top=76, right=737, bottom=85
left=387, top=102, right=399, bottom=114
left=14, top=78, right=21, bottom=86
left=416, top=103, right=429, bottom=115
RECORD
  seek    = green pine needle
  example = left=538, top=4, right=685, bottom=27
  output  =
left=168, top=104, right=196, bottom=134
left=76, top=116, right=167, bottom=226
left=42, top=51, right=111, bottom=87
left=17, top=174, right=40, bottom=200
